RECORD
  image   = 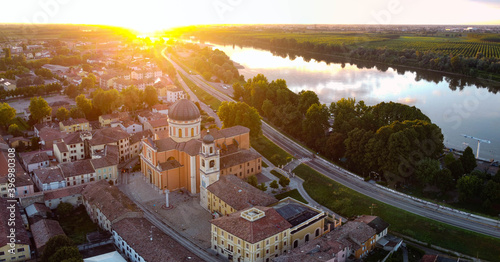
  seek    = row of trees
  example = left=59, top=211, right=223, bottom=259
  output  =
left=175, top=43, right=242, bottom=83
left=232, top=74, right=444, bottom=187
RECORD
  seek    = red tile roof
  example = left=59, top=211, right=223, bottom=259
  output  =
left=31, top=219, right=66, bottom=252
left=207, top=175, right=277, bottom=211
left=112, top=218, right=203, bottom=262
left=211, top=206, right=292, bottom=244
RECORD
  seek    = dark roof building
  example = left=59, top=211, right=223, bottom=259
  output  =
left=168, top=98, right=200, bottom=121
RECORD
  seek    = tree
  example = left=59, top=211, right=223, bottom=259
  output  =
left=56, top=202, right=73, bottom=217
left=64, top=84, right=81, bottom=99
left=261, top=99, right=273, bottom=118
left=218, top=101, right=262, bottom=137
left=257, top=183, right=268, bottom=191
left=41, top=235, right=74, bottom=262
left=75, top=94, right=92, bottom=118
left=232, top=82, right=244, bottom=101
left=270, top=180, right=279, bottom=190
left=482, top=180, right=500, bottom=202
left=414, top=158, right=441, bottom=186
left=8, top=124, right=21, bottom=136
left=56, top=107, right=70, bottom=121
left=302, top=103, right=330, bottom=147
left=460, top=146, right=477, bottom=174
left=279, top=176, right=290, bottom=188
left=143, top=85, right=159, bottom=108
left=247, top=175, right=258, bottom=187
left=434, top=168, right=455, bottom=192
left=443, top=153, right=456, bottom=166
left=298, top=90, right=319, bottom=115
left=69, top=107, right=85, bottom=119
left=92, top=88, right=121, bottom=114
left=80, top=77, right=94, bottom=90
left=0, top=102, right=16, bottom=128
left=47, top=246, right=82, bottom=262
left=447, top=159, right=465, bottom=180
left=29, top=97, right=52, bottom=123
left=457, top=175, right=483, bottom=202
left=121, top=85, right=143, bottom=112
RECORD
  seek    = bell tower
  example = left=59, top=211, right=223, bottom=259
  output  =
left=199, top=131, right=220, bottom=210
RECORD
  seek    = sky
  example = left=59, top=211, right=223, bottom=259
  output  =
left=2, top=0, right=500, bottom=33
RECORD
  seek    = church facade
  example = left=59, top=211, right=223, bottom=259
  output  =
left=139, top=99, right=262, bottom=209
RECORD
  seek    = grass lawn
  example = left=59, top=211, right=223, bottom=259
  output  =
left=179, top=73, right=221, bottom=110
left=58, top=205, right=99, bottom=245
left=250, top=135, right=293, bottom=166
left=275, top=189, right=308, bottom=204
left=293, top=164, right=500, bottom=261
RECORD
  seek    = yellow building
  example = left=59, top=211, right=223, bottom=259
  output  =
left=271, top=198, right=329, bottom=249
left=206, top=175, right=277, bottom=216
left=0, top=198, right=32, bottom=262
left=59, top=118, right=91, bottom=133
left=99, top=112, right=129, bottom=127
left=211, top=206, right=292, bottom=262
left=210, top=198, right=333, bottom=262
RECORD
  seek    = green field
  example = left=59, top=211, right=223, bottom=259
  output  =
left=194, top=28, right=500, bottom=58
left=275, top=189, right=308, bottom=204
left=293, top=164, right=500, bottom=261
left=179, top=73, right=221, bottom=110
left=250, top=135, right=293, bottom=166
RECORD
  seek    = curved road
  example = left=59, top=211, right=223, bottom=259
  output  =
left=162, top=48, right=500, bottom=239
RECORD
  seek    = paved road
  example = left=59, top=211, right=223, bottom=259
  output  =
left=162, top=48, right=500, bottom=239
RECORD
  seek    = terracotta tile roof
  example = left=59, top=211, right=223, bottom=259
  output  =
left=9, top=136, right=31, bottom=145
left=273, top=236, right=350, bottom=262
left=220, top=150, right=261, bottom=169
left=112, top=218, right=203, bottom=262
left=82, top=180, right=140, bottom=222
left=329, top=221, right=376, bottom=247
left=201, top=126, right=249, bottom=140
left=147, top=118, right=168, bottom=128
left=207, top=175, right=277, bottom=211
left=34, top=167, right=64, bottom=184
left=211, top=206, right=292, bottom=244
left=158, top=159, right=182, bottom=171
left=152, top=104, right=169, bottom=111
left=154, top=137, right=202, bottom=156
left=354, top=215, right=389, bottom=235
left=31, top=219, right=66, bottom=252
left=61, top=118, right=89, bottom=126
left=63, top=132, right=83, bottom=145
left=39, top=127, right=65, bottom=143
left=90, top=145, right=119, bottom=169
left=89, top=127, right=129, bottom=146
left=130, top=130, right=153, bottom=144
left=43, top=184, right=87, bottom=201
left=15, top=172, right=33, bottom=187
left=100, top=112, right=129, bottom=121
left=0, top=198, right=31, bottom=246
left=59, top=160, right=95, bottom=177
left=120, top=119, right=141, bottom=128
left=19, top=151, right=49, bottom=165
left=54, top=142, right=69, bottom=153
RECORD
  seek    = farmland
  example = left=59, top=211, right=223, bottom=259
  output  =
left=187, top=27, right=500, bottom=81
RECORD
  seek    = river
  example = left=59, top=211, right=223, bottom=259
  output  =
left=207, top=42, right=500, bottom=162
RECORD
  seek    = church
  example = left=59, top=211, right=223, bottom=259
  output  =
left=140, top=99, right=263, bottom=208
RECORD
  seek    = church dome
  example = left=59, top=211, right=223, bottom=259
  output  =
left=168, top=99, right=200, bottom=121
left=203, top=132, right=214, bottom=144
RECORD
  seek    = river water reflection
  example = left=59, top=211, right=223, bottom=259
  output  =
left=209, top=43, right=500, bottom=161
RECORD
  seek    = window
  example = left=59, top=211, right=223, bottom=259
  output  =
left=209, top=160, right=215, bottom=168
left=266, top=240, right=269, bottom=245
left=257, top=244, right=260, bottom=249
left=0, top=251, right=4, bottom=255
left=315, top=228, right=320, bottom=237
left=17, top=248, right=24, bottom=252
left=266, top=249, right=269, bottom=254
